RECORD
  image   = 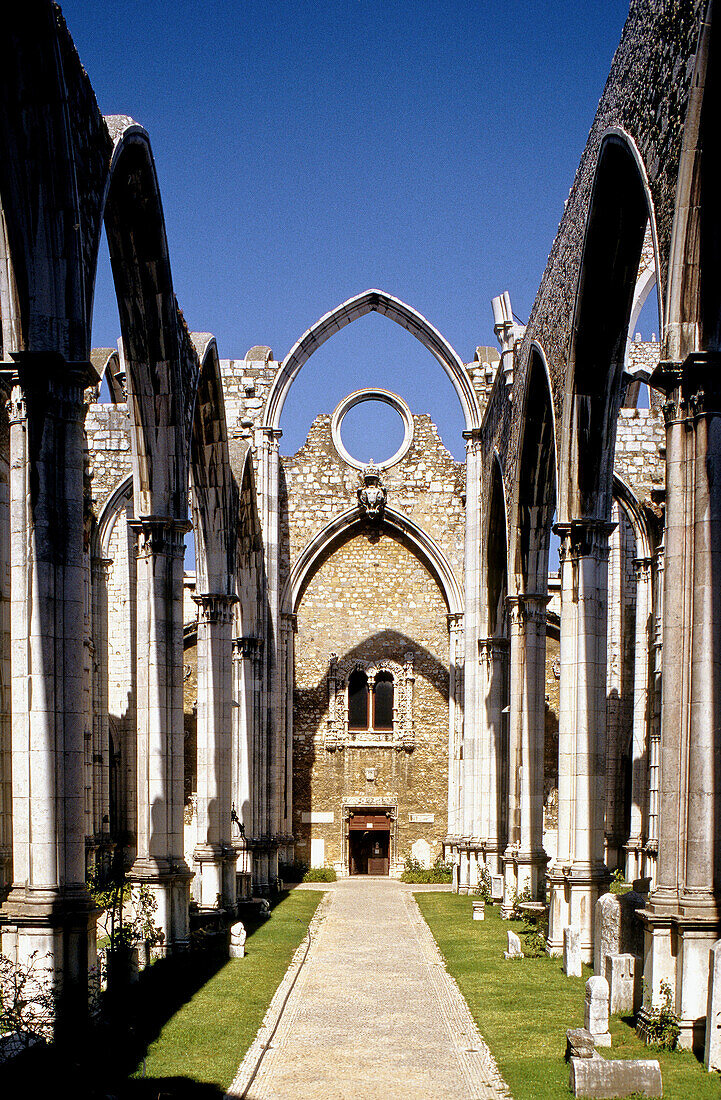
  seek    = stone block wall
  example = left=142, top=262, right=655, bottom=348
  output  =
left=281, top=411, right=465, bottom=591
left=293, top=527, right=452, bottom=872
left=86, top=402, right=133, bottom=511
left=614, top=406, right=665, bottom=506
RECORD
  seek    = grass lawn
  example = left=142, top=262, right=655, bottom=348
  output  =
left=2, top=889, right=322, bottom=1100
left=128, top=888, right=323, bottom=1095
left=415, top=892, right=721, bottom=1100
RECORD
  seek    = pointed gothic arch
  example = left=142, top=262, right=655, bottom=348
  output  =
left=263, top=289, right=481, bottom=434
left=560, top=130, right=656, bottom=523
left=282, top=505, right=463, bottom=619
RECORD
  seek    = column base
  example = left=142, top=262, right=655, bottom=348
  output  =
left=546, top=861, right=610, bottom=962
left=0, top=884, right=99, bottom=1041
left=128, top=857, right=193, bottom=954
left=193, top=843, right=237, bottom=911
left=638, top=906, right=721, bottom=1053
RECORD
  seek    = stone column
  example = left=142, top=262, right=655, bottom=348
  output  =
left=461, top=430, right=483, bottom=849
left=127, top=516, right=192, bottom=953
left=478, top=636, right=508, bottom=875
left=91, top=556, right=113, bottom=869
left=645, top=539, right=664, bottom=880
left=233, top=635, right=262, bottom=892
left=193, top=593, right=237, bottom=912
left=547, top=520, right=614, bottom=961
left=502, top=599, right=523, bottom=914
left=280, top=612, right=297, bottom=848
left=625, top=555, right=652, bottom=882
left=641, top=356, right=721, bottom=1049
left=516, top=594, right=550, bottom=897
left=447, top=613, right=464, bottom=840
left=257, top=426, right=282, bottom=886
left=0, top=355, right=98, bottom=1036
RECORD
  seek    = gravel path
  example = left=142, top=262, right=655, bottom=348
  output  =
left=226, top=878, right=511, bottom=1100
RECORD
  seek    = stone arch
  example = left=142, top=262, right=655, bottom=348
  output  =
left=560, top=130, right=656, bottom=523
left=282, top=506, right=463, bottom=618
left=102, top=118, right=190, bottom=519
left=189, top=334, right=236, bottom=596
left=96, top=474, right=134, bottom=560
left=0, top=6, right=90, bottom=360
left=612, top=474, right=652, bottom=561
left=264, top=289, right=482, bottom=434
left=510, top=343, right=558, bottom=594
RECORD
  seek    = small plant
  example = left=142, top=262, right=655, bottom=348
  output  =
left=510, top=882, right=533, bottom=919
left=278, top=859, right=336, bottom=883
left=0, top=951, right=55, bottom=1047
left=302, top=866, right=337, bottom=882
left=477, top=865, right=493, bottom=903
left=400, top=854, right=453, bottom=884
left=639, top=979, right=680, bottom=1050
left=610, top=868, right=631, bottom=895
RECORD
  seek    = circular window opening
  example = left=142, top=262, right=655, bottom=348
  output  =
left=340, top=402, right=405, bottom=467
left=331, top=389, right=414, bottom=470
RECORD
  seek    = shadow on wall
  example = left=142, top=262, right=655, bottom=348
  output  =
left=293, top=628, right=452, bottom=842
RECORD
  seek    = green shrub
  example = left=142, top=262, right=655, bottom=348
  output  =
left=278, top=860, right=336, bottom=883
left=400, top=854, right=453, bottom=884
left=640, top=980, right=680, bottom=1050
left=301, top=866, right=337, bottom=882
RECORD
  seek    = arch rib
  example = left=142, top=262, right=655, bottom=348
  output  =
left=264, top=289, right=481, bottom=433
left=283, top=505, right=464, bottom=617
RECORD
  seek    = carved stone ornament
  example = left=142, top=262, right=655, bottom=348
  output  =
left=326, top=653, right=415, bottom=752
left=357, top=463, right=387, bottom=521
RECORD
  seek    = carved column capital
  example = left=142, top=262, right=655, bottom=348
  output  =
left=505, top=592, right=550, bottom=629
left=478, top=636, right=510, bottom=667
left=193, top=593, right=238, bottom=625
left=3, top=353, right=100, bottom=425
left=232, top=635, right=262, bottom=661
left=128, top=516, right=191, bottom=559
left=554, top=519, right=616, bottom=562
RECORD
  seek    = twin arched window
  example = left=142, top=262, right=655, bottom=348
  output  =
left=348, top=669, right=394, bottom=732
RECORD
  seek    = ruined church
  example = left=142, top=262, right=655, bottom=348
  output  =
left=0, top=0, right=720, bottom=1063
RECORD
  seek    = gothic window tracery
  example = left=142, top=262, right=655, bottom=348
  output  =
left=326, top=653, right=415, bottom=751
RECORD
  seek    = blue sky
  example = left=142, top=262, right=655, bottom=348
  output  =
left=64, top=0, right=632, bottom=460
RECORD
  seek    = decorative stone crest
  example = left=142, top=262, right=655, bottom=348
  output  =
left=357, top=463, right=387, bottom=521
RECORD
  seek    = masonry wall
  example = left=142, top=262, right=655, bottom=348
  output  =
left=293, top=528, right=450, bottom=871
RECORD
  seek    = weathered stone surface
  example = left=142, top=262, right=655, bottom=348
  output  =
left=504, top=930, right=524, bottom=959
left=229, top=921, right=246, bottom=958
left=566, top=1028, right=595, bottom=1061
left=705, top=939, right=721, bottom=1071
left=585, top=976, right=612, bottom=1047
left=594, top=892, right=644, bottom=978
left=472, top=900, right=485, bottom=921
left=564, top=925, right=582, bottom=977
left=605, top=953, right=636, bottom=1016
left=569, top=1054, right=662, bottom=1099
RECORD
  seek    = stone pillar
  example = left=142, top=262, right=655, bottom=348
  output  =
left=461, top=430, right=483, bottom=847
left=127, top=516, right=192, bottom=952
left=91, top=556, right=113, bottom=869
left=547, top=520, right=614, bottom=961
left=447, top=613, right=464, bottom=838
left=233, top=634, right=262, bottom=892
left=641, top=356, right=721, bottom=1051
left=193, top=593, right=237, bottom=912
left=478, top=636, right=508, bottom=875
left=0, top=355, right=98, bottom=1036
left=257, top=426, right=282, bottom=885
left=513, top=594, right=550, bottom=899
left=280, top=611, right=297, bottom=845
left=625, top=555, right=652, bottom=882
